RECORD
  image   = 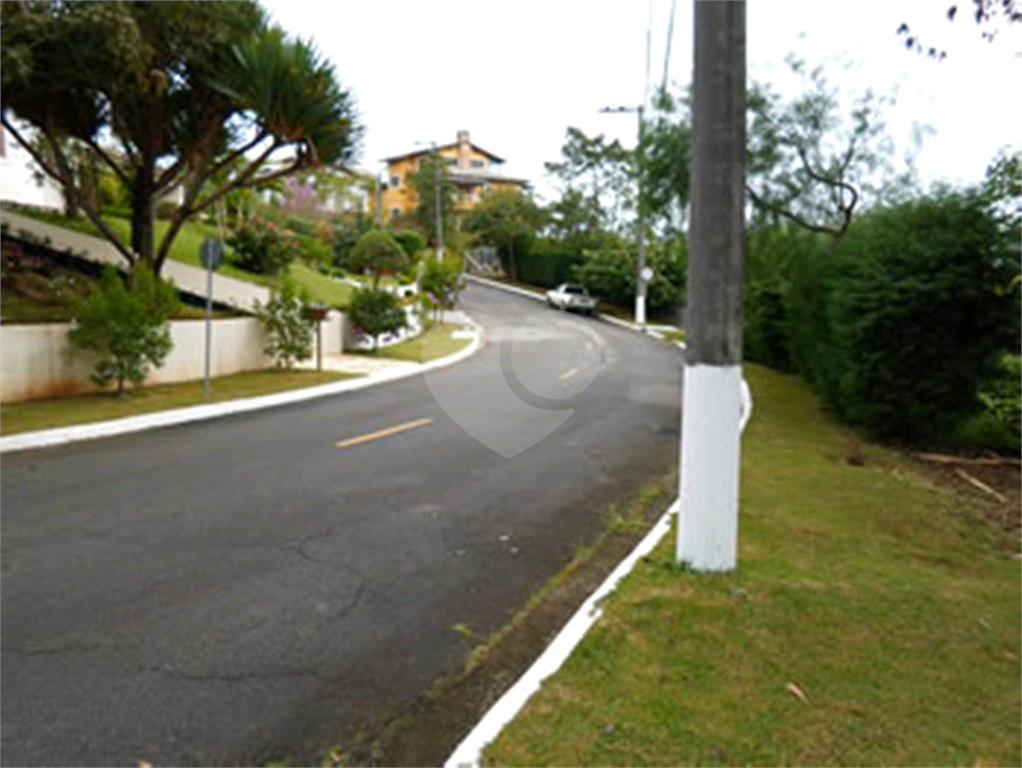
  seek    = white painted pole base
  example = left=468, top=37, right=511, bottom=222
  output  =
left=635, top=294, right=646, bottom=325
left=677, top=363, right=743, bottom=571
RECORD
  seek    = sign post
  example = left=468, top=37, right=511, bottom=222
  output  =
left=199, top=237, right=224, bottom=400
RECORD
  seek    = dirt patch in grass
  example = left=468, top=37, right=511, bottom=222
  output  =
left=328, top=476, right=678, bottom=767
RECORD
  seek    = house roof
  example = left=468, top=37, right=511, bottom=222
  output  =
left=448, top=171, right=529, bottom=187
left=382, top=141, right=505, bottom=165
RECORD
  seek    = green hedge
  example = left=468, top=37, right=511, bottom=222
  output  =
left=746, top=192, right=1018, bottom=447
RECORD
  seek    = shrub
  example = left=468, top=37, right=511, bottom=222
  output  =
left=958, top=353, right=1021, bottom=454
left=68, top=263, right=180, bottom=395
left=331, top=214, right=372, bottom=267
left=347, top=229, right=409, bottom=285
left=420, top=257, right=465, bottom=321
left=798, top=192, right=1016, bottom=445
left=348, top=286, right=407, bottom=349
left=254, top=277, right=313, bottom=369
left=393, top=229, right=426, bottom=259
left=226, top=218, right=300, bottom=275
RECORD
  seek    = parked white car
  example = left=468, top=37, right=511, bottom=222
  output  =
left=545, top=283, right=597, bottom=315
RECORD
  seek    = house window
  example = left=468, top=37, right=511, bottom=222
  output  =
left=390, top=207, right=400, bottom=219
left=390, top=175, right=400, bottom=187
left=470, top=159, right=485, bottom=169
left=446, top=158, right=457, bottom=167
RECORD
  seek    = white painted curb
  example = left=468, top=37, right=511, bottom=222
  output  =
left=0, top=324, right=483, bottom=454
left=444, top=500, right=679, bottom=768
left=446, top=276, right=755, bottom=768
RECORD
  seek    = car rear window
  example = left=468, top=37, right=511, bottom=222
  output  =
left=564, top=285, right=586, bottom=294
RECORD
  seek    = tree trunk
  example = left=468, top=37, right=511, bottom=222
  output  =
left=130, top=160, right=157, bottom=272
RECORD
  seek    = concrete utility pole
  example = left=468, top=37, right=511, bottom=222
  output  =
left=598, top=105, right=648, bottom=324
left=677, top=0, right=746, bottom=571
left=432, top=142, right=444, bottom=262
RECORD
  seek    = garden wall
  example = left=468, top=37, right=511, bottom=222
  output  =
left=0, top=311, right=345, bottom=403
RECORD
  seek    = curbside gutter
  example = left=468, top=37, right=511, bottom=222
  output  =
left=446, top=274, right=753, bottom=768
left=0, top=323, right=484, bottom=454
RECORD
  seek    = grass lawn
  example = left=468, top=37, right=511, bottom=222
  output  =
left=352, top=322, right=471, bottom=363
left=485, top=364, right=1021, bottom=767
left=656, top=327, right=686, bottom=343
left=4, top=207, right=353, bottom=309
left=0, top=369, right=358, bottom=436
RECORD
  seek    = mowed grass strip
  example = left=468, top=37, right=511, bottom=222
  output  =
left=0, top=369, right=358, bottom=435
left=485, top=364, right=1021, bottom=767
left=352, top=322, right=471, bottom=363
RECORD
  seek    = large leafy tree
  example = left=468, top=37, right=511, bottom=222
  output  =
left=1, top=1, right=361, bottom=275
left=545, top=127, right=635, bottom=234
left=463, top=188, right=543, bottom=280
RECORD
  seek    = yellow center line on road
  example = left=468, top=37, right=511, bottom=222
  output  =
left=559, top=367, right=579, bottom=382
left=335, top=418, right=433, bottom=449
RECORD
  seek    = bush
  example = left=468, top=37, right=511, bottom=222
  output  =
left=348, top=286, right=407, bottom=349
left=331, top=214, right=372, bottom=267
left=958, top=353, right=1021, bottom=454
left=69, top=263, right=180, bottom=394
left=420, top=257, right=465, bottom=321
left=393, top=229, right=426, bottom=259
left=254, top=277, right=313, bottom=369
left=347, top=229, right=409, bottom=285
left=790, top=192, right=1017, bottom=445
left=570, top=236, right=682, bottom=312
left=226, top=218, right=300, bottom=276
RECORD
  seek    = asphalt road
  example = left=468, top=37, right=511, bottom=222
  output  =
left=1, top=282, right=682, bottom=767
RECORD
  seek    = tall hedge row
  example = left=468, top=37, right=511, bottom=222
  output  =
left=746, top=191, right=1019, bottom=447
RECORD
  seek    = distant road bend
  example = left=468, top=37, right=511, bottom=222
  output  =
left=1, top=281, right=682, bottom=766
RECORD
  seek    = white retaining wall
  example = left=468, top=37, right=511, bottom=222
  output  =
left=0, top=310, right=346, bottom=402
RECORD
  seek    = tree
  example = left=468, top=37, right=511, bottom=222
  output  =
left=69, top=263, right=180, bottom=395
left=393, top=229, right=426, bottom=260
left=745, top=56, right=907, bottom=242
left=897, top=0, right=1022, bottom=59
left=0, top=1, right=361, bottom=275
left=545, top=127, right=635, bottom=234
left=464, top=189, right=543, bottom=280
left=346, top=230, right=409, bottom=286
left=639, top=90, right=693, bottom=233
left=348, top=287, right=407, bottom=350
left=407, top=153, right=456, bottom=249
left=254, top=277, right=312, bottom=369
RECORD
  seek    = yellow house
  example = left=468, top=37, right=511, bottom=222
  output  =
left=377, top=130, right=528, bottom=224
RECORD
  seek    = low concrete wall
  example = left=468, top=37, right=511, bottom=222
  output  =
left=0, top=311, right=346, bottom=402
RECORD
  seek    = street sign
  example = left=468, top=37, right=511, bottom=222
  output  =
left=199, top=237, right=224, bottom=271
left=640, top=266, right=654, bottom=282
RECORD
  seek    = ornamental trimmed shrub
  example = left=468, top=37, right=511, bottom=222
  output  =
left=348, top=286, right=407, bottom=349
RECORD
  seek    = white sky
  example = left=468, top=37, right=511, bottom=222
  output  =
left=261, top=0, right=1021, bottom=203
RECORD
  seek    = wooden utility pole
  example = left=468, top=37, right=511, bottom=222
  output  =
left=677, top=0, right=746, bottom=571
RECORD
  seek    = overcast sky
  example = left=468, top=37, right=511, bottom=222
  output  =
left=261, top=0, right=1020, bottom=202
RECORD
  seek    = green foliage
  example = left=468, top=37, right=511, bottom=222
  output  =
left=68, top=263, right=180, bottom=394
left=570, top=235, right=683, bottom=311
left=513, top=237, right=584, bottom=288
left=407, top=155, right=456, bottom=248
left=393, top=229, right=426, bottom=259
left=420, top=258, right=465, bottom=321
left=227, top=217, right=300, bottom=275
left=331, top=213, right=373, bottom=267
left=959, top=353, right=1021, bottom=454
left=346, top=229, right=408, bottom=285
left=348, top=286, right=407, bottom=350
left=777, top=192, right=1017, bottom=446
left=0, top=1, right=361, bottom=270
left=254, top=277, right=312, bottom=369
left=464, top=188, right=543, bottom=279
